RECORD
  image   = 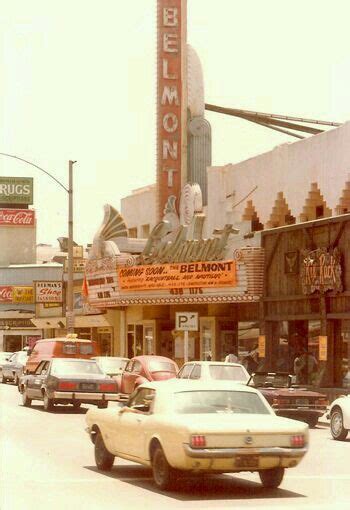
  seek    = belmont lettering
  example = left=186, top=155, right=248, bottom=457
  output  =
left=179, top=262, right=233, bottom=273
left=141, top=221, right=238, bottom=264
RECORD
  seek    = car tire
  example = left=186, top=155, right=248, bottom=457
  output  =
left=22, top=388, right=32, bottom=407
left=72, top=402, right=81, bottom=409
left=1, top=373, right=7, bottom=384
left=43, top=392, right=54, bottom=412
left=330, top=408, right=348, bottom=441
left=259, top=467, right=285, bottom=489
left=152, top=445, right=178, bottom=490
left=14, top=374, right=20, bottom=386
left=98, top=402, right=108, bottom=409
left=94, top=431, right=114, bottom=471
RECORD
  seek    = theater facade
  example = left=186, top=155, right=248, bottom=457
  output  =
left=84, top=200, right=264, bottom=367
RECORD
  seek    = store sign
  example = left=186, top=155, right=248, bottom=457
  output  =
left=301, top=247, right=342, bottom=294
left=0, top=318, right=33, bottom=328
left=35, top=281, right=63, bottom=303
left=258, top=335, right=266, bottom=358
left=0, top=177, right=33, bottom=205
left=85, top=257, right=119, bottom=304
left=319, top=336, right=328, bottom=361
left=157, top=0, right=184, bottom=218
left=0, top=286, right=13, bottom=302
left=140, top=223, right=237, bottom=264
left=118, top=260, right=236, bottom=291
left=0, top=208, right=35, bottom=226
left=175, top=312, right=198, bottom=331
left=12, top=286, right=34, bottom=304
left=64, top=258, right=86, bottom=273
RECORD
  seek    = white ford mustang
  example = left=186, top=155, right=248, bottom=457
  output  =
left=329, top=394, right=350, bottom=440
left=85, top=379, right=308, bottom=491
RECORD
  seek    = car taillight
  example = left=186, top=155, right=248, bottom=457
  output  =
left=190, top=435, right=206, bottom=448
left=58, top=381, right=77, bottom=391
left=316, top=398, right=328, bottom=406
left=290, top=434, right=305, bottom=447
left=99, top=383, right=117, bottom=392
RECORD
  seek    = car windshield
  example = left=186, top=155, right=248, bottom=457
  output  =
left=149, top=361, right=176, bottom=373
left=209, top=365, right=248, bottom=381
left=174, top=390, right=270, bottom=415
left=51, top=360, right=103, bottom=376
left=252, top=373, right=290, bottom=388
left=97, top=358, right=128, bottom=372
left=0, top=353, right=11, bottom=362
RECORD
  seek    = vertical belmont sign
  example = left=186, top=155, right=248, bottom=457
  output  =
left=157, top=0, right=187, bottom=220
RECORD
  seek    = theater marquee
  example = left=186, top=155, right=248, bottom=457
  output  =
left=118, top=260, right=236, bottom=291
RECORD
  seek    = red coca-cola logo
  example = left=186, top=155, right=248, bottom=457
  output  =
left=0, top=208, right=35, bottom=226
left=0, top=286, right=13, bottom=302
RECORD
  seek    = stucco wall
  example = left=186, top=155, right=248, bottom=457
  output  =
left=121, top=185, right=157, bottom=237
left=0, top=225, right=36, bottom=265
left=206, top=122, right=350, bottom=233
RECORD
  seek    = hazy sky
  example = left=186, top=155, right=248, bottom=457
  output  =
left=1, top=0, right=350, bottom=246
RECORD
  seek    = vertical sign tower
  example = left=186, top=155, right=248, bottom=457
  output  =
left=157, top=0, right=187, bottom=221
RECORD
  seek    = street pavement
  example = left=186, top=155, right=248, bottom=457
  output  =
left=1, top=383, right=349, bottom=510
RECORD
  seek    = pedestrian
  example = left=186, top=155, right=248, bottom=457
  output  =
left=225, top=352, right=238, bottom=363
left=294, top=352, right=305, bottom=384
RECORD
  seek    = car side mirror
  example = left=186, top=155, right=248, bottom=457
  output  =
left=27, top=349, right=32, bottom=355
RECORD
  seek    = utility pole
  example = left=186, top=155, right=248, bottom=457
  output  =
left=67, top=160, right=76, bottom=333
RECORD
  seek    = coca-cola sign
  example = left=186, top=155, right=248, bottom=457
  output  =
left=0, top=208, right=35, bottom=227
left=0, top=286, right=13, bottom=302
left=35, top=281, right=63, bottom=303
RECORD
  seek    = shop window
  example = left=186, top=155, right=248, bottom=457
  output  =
left=200, top=319, right=214, bottom=361
left=315, top=205, right=324, bottom=219
left=237, top=322, right=260, bottom=373
left=144, top=326, right=154, bottom=355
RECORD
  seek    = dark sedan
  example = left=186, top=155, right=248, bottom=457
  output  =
left=248, top=372, right=328, bottom=428
left=1, top=351, right=28, bottom=385
left=19, top=358, right=119, bottom=411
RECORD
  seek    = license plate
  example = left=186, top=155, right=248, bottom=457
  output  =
left=296, top=398, right=309, bottom=406
left=80, top=383, right=96, bottom=391
left=234, top=455, right=259, bottom=469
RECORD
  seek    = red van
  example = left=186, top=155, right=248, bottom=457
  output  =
left=25, top=335, right=100, bottom=374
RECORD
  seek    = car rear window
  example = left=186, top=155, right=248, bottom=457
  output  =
left=209, top=365, right=248, bottom=381
left=51, top=360, right=103, bottom=376
left=62, top=342, right=77, bottom=354
left=149, top=361, right=176, bottom=373
left=174, top=390, right=270, bottom=415
left=79, top=343, right=93, bottom=355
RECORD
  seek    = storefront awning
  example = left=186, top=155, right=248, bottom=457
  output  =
left=31, top=314, right=111, bottom=329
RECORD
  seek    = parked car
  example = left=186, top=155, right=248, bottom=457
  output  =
left=92, top=357, right=129, bottom=378
left=328, top=394, right=350, bottom=440
left=25, top=334, right=100, bottom=374
left=177, top=361, right=249, bottom=383
left=85, top=379, right=309, bottom=491
left=1, top=351, right=29, bottom=385
left=115, top=355, right=178, bottom=397
left=248, top=372, right=328, bottom=428
left=19, top=358, right=119, bottom=411
left=0, top=352, right=13, bottom=373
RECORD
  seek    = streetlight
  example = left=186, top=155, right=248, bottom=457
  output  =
left=0, top=153, right=77, bottom=333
